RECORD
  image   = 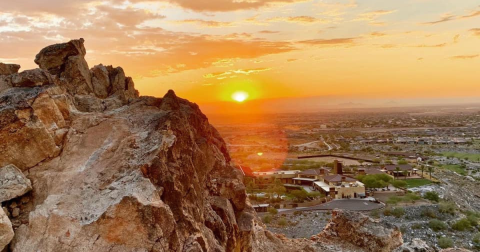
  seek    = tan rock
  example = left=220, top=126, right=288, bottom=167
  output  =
left=320, top=210, right=403, bottom=252
left=90, top=64, right=110, bottom=99
left=0, top=164, right=32, bottom=202
left=0, top=207, right=14, bottom=251
left=0, top=63, right=20, bottom=75
left=34, top=38, right=86, bottom=76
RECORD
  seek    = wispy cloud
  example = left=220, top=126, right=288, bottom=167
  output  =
left=413, top=43, right=447, bottom=48
left=203, top=68, right=272, bottom=79
left=172, top=19, right=234, bottom=27
left=421, top=9, right=480, bottom=25
left=450, top=54, right=479, bottom=60
left=299, top=37, right=356, bottom=45
left=268, top=16, right=327, bottom=24
left=470, top=28, right=480, bottom=37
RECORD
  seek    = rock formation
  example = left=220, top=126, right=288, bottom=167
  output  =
left=0, top=38, right=430, bottom=252
left=0, top=165, right=32, bottom=203
left=0, top=207, right=14, bottom=251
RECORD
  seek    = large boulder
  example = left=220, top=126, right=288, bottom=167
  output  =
left=10, top=69, right=55, bottom=88
left=0, top=164, right=32, bottom=202
left=34, top=38, right=86, bottom=76
left=0, top=63, right=20, bottom=75
left=0, top=207, right=14, bottom=251
left=319, top=210, right=403, bottom=252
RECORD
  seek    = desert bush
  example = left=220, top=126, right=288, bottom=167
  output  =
left=466, top=211, right=480, bottom=227
left=473, top=232, right=480, bottom=244
left=422, top=208, right=437, bottom=219
left=452, top=218, right=472, bottom=231
left=424, top=191, right=440, bottom=202
left=383, top=208, right=392, bottom=216
left=278, top=217, right=288, bottom=227
left=391, top=207, right=405, bottom=218
left=429, top=219, right=448, bottom=232
left=405, top=193, right=421, bottom=203
left=439, top=201, right=456, bottom=215
left=370, top=209, right=380, bottom=218
left=438, top=237, right=454, bottom=249
left=262, top=215, right=272, bottom=224
left=387, top=196, right=402, bottom=205
left=268, top=207, right=278, bottom=215
left=412, top=223, right=423, bottom=229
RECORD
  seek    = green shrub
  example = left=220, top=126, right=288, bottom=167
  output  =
left=370, top=210, right=380, bottom=218
left=404, top=193, right=421, bottom=203
left=278, top=217, right=287, bottom=227
left=392, top=180, right=407, bottom=188
left=391, top=207, right=405, bottom=218
left=429, top=219, right=448, bottom=232
left=387, top=196, right=402, bottom=205
left=438, top=237, right=454, bottom=249
left=422, top=208, right=437, bottom=219
left=262, top=215, right=272, bottom=224
left=424, top=191, right=440, bottom=202
left=439, top=202, right=456, bottom=215
left=267, top=207, right=278, bottom=215
left=452, top=218, right=472, bottom=231
left=412, top=223, right=423, bottom=229
left=383, top=208, right=392, bottom=216
left=466, top=211, right=480, bottom=227
left=473, top=232, right=480, bottom=244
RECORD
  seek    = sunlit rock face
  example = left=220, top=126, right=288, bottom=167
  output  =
left=0, top=39, right=424, bottom=252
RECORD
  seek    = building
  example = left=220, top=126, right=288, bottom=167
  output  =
left=383, top=164, right=416, bottom=177
left=252, top=170, right=300, bottom=185
left=292, top=168, right=330, bottom=186
left=313, top=174, right=365, bottom=199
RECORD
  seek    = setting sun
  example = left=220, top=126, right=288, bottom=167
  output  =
left=232, top=91, right=249, bottom=103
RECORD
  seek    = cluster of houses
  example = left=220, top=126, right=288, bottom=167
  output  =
left=247, top=161, right=417, bottom=201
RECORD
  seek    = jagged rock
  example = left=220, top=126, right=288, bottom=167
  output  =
left=10, top=69, right=54, bottom=87
left=35, top=38, right=86, bottom=76
left=61, top=55, right=93, bottom=95
left=0, top=207, right=14, bottom=251
left=0, top=63, right=20, bottom=75
left=90, top=64, right=110, bottom=98
left=320, top=210, right=403, bottom=252
left=0, top=164, right=32, bottom=202
left=0, top=87, right=66, bottom=170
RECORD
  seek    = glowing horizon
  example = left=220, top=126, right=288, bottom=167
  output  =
left=0, top=0, right=479, bottom=111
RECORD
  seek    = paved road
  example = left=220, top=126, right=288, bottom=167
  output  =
left=281, top=199, right=384, bottom=214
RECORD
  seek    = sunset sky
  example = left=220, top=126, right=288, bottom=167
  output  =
left=1, top=0, right=479, bottom=112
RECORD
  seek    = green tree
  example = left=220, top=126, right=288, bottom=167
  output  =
left=420, top=165, right=425, bottom=178
left=427, top=166, right=434, bottom=179
left=392, top=180, right=407, bottom=189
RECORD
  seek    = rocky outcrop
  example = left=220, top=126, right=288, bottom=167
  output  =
left=319, top=210, right=403, bottom=252
left=0, top=165, right=32, bottom=202
left=34, top=38, right=86, bottom=76
left=0, top=63, right=21, bottom=76
left=0, top=207, right=14, bottom=251
left=396, top=238, right=434, bottom=252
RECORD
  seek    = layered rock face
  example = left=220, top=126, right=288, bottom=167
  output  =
left=0, top=39, right=420, bottom=252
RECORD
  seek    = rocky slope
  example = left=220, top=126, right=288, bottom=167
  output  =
left=0, top=39, right=464, bottom=252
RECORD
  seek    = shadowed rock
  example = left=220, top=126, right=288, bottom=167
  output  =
left=0, top=63, right=21, bottom=76
left=34, top=38, right=86, bottom=76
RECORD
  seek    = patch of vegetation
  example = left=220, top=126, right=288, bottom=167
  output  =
left=429, top=219, right=448, bottom=232
left=473, top=232, right=480, bottom=248
left=262, top=214, right=272, bottom=224
left=466, top=211, right=480, bottom=227
left=442, top=152, right=480, bottom=162
left=391, top=207, right=405, bottom=218
left=267, top=207, right=278, bottom=215
left=440, top=164, right=467, bottom=176
left=438, top=237, right=454, bottom=249
left=404, top=179, right=433, bottom=188
left=370, top=209, right=380, bottom=218
left=278, top=217, right=288, bottom=227
left=439, top=201, right=456, bottom=215
left=452, top=218, right=473, bottom=231
left=424, top=191, right=440, bottom=202
left=358, top=174, right=392, bottom=189
left=412, top=223, right=423, bottom=229
left=422, top=208, right=437, bottom=219
left=391, top=180, right=407, bottom=189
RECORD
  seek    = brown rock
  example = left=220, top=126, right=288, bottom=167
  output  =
left=0, top=207, right=14, bottom=251
left=91, top=64, right=110, bottom=98
left=0, top=164, right=32, bottom=202
left=0, top=63, right=21, bottom=75
left=10, top=69, right=54, bottom=87
left=11, top=208, right=20, bottom=218
left=60, top=55, right=93, bottom=95
left=320, top=210, right=403, bottom=252
left=34, top=38, right=86, bottom=75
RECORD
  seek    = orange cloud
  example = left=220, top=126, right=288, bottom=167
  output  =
left=268, top=16, right=326, bottom=24
left=450, top=54, right=479, bottom=60
left=172, top=19, right=234, bottom=27
left=470, top=28, right=480, bottom=37
left=299, top=37, right=356, bottom=45
left=413, top=43, right=447, bottom=48
left=164, top=0, right=307, bottom=12
left=203, top=68, right=272, bottom=79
